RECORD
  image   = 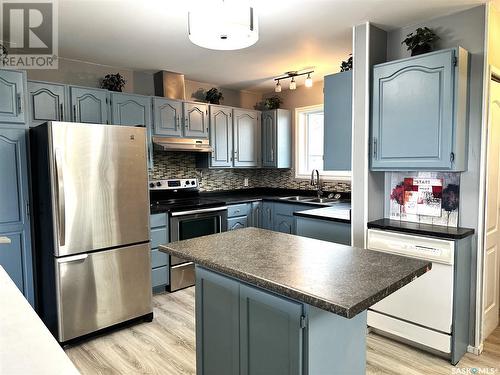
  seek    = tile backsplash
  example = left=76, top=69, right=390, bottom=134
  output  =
left=150, top=151, right=351, bottom=192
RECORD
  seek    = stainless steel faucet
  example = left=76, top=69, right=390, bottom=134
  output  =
left=310, top=169, right=323, bottom=198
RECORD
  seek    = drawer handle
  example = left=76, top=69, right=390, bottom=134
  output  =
left=0, top=236, right=11, bottom=244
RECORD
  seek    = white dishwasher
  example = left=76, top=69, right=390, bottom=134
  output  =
left=367, top=229, right=455, bottom=355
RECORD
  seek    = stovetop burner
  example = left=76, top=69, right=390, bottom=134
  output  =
left=149, top=178, right=225, bottom=213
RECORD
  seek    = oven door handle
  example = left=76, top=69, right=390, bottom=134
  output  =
left=171, top=206, right=228, bottom=217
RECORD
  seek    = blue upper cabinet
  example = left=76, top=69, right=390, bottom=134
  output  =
left=324, top=71, right=352, bottom=171
left=28, top=81, right=68, bottom=127
left=111, top=92, right=153, bottom=168
left=70, top=86, right=110, bottom=124
left=183, top=101, right=208, bottom=138
left=262, top=109, right=291, bottom=169
left=209, top=105, right=233, bottom=167
left=233, top=109, right=261, bottom=168
left=371, top=47, right=469, bottom=171
left=153, top=97, right=183, bottom=137
left=0, top=128, right=34, bottom=305
left=0, top=69, right=26, bottom=125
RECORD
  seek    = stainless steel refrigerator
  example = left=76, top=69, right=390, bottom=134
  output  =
left=31, top=122, right=152, bottom=344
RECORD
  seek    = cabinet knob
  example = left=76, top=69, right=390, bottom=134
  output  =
left=0, top=236, right=11, bottom=244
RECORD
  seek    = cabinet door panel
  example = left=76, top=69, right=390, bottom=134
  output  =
left=324, top=71, right=352, bottom=171
left=240, top=283, right=303, bottom=375
left=371, top=50, right=455, bottom=170
left=28, top=81, right=67, bottom=126
left=250, top=202, right=262, bottom=228
left=70, top=87, right=109, bottom=124
left=234, top=109, right=261, bottom=167
left=0, top=128, right=33, bottom=304
left=228, top=216, right=248, bottom=231
left=262, top=202, right=273, bottom=230
left=184, top=102, right=208, bottom=138
left=262, top=110, right=276, bottom=167
left=196, top=267, right=240, bottom=375
left=0, top=70, right=25, bottom=124
left=210, top=106, right=233, bottom=167
left=111, top=93, right=153, bottom=168
left=153, top=97, right=182, bottom=137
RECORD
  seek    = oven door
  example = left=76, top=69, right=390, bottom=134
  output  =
left=170, top=206, right=228, bottom=265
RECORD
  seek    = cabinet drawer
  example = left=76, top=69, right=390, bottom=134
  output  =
left=151, top=248, right=169, bottom=268
left=150, top=213, right=167, bottom=228
left=151, top=227, right=167, bottom=249
left=228, top=203, right=250, bottom=218
left=152, top=266, right=169, bottom=288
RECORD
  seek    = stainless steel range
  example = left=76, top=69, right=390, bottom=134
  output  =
left=150, top=179, right=227, bottom=291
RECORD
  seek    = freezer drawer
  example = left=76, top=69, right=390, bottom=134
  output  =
left=55, top=243, right=152, bottom=342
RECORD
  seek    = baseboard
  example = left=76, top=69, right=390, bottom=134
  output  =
left=467, top=343, right=483, bottom=356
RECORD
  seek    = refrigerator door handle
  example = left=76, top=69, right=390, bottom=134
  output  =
left=55, top=149, right=66, bottom=247
left=56, top=253, right=88, bottom=263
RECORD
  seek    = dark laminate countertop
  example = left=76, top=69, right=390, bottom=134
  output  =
left=159, top=228, right=431, bottom=319
left=368, top=218, right=474, bottom=240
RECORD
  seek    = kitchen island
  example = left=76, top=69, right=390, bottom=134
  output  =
left=159, top=228, right=431, bottom=375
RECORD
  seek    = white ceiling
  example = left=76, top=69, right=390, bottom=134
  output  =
left=58, top=0, right=486, bottom=92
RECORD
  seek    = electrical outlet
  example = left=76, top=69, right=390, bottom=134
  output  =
left=244, top=178, right=249, bottom=187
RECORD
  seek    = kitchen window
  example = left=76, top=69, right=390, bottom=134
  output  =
left=295, top=105, right=351, bottom=180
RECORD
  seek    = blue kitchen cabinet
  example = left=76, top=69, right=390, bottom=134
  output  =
left=273, top=203, right=299, bottom=234
left=209, top=105, right=233, bottom=168
left=183, top=101, right=208, bottom=138
left=0, top=69, right=26, bottom=125
left=262, top=202, right=274, bottom=230
left=28, top=81, right=68, bottom=127
left=295, top=216, right=351, bottom=245
left=250, top=201, right=262, bottom=228
left=262, top=109, right=292, bottom=168
left=323, top=71, right=352, bottom=171
left=239, top=283, right=303, bottom=375
left=196, top=267, right=303, bottom=375
left=150, top=213, right=169, bottom=292
left=0, top=128, right=34, bottom=305
left=111, top=92, right=153, bottom=168
left=70, top=86, right=110, bottom=124
left=233, top=109, right=261, bottom=168
left=153, top=97, right=183, bottom=137
left=227, top=203, right=251, bottom=231
left=371, top=47, right=469, bottom=171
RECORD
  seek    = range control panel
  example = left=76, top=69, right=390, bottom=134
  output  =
left=149, top=178, right=198, bottom=190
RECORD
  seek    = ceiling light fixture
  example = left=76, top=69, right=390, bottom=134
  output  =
left=275, top=80, right=282, bottom=93
left=188, top=0, right=259, bottom=51
left=305, top=73, right=313, bottom=88
left=274, top=70, right=314, bottom=91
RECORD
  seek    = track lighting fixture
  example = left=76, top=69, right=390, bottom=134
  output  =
left=273, top=70, right=314, bottom=91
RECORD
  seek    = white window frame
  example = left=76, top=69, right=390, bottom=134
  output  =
left=294, top=104, right=351, bottom=181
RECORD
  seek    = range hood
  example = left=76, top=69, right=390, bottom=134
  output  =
left=152, top=136, right=213, bottom=153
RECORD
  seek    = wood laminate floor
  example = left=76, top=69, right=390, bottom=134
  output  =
left=65, top=288, right=500, bottom=374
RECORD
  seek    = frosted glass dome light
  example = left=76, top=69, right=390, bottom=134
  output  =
left=188, top=1, right=259, bottom=50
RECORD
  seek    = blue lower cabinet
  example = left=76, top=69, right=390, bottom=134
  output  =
left=228, top=216, right=248, bottom=231
left=196, top=267, right=304, bottom=375
left=273, top=203, right=303, bottom=234
left=152, top=266, right=169, bottom=288
left=295, top=217, right=351, bottom=246
left=0, top=128, right=33, bottom=305
left=150, top=213, right=169, bottom=291
left=262, top=202, right=274, bottom=230
left=250, top=201, right=262, bottom=228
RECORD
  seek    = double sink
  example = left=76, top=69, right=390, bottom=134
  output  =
left=279, top=196, right=342, bottom=205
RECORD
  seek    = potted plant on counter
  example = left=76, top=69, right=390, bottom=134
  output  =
left=402, top=27, right=439, bottom=56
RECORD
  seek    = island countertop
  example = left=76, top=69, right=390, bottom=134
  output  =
left=159, top=227, right=431, bottom=318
